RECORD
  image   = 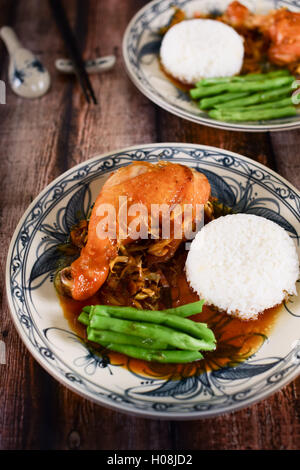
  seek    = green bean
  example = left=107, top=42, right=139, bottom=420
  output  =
left=199, top=92, right=250, bottom=110
left=214, top=85, right=293, bottom=109
left=90, top=303, right=215, bottom=344
left=83, top=300, right=206, bottom=319
left=78, top=311, right=90, bottom=325
left=92, top=342, right=204, bottom=363
left=190, top=76, right=294, bottom=100
left=162, top=300, right=205, bottom=317
left=87, top=327, right=168, bottom=349
left=196, top=69, right=291, bottom=87
left=83, top=300, right=205, bottom=318
left=215, top=96, right=294, bottom=112
left=80, top=301, right=214, bottom=362
left=89, top=315, right=215, bottom=351
left=82, top=305, right=93, bottom=313
left=82, top=300, right=210, bottom=338
left=162, top=304, right=214, bottom=342
left=209, top=106, right=297, bottom=122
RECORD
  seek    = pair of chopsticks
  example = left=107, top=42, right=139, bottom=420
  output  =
left=49, top=0, right=97, bottom=104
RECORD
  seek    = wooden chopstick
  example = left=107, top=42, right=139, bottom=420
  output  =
left=49, top=0, right=97, bottom=104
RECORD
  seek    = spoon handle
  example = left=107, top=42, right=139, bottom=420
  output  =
left=0, top=26, right=22, bottom=56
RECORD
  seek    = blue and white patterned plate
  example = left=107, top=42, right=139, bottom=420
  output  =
left=122, top=0, right=300, bottom=132
left=6, top=143, right=300, bottom=419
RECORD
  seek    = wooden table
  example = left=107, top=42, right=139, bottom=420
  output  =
left=1, top=0, right=299, bottom=451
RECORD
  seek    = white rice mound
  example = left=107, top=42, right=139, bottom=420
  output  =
left=160, top=19, right=244, bottom=84
left=185, top=214, right=299, bottom=320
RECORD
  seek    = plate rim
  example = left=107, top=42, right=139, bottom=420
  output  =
left=5, top=142, right=300, bottom=419
left=122, top=0, right=300, bottom=133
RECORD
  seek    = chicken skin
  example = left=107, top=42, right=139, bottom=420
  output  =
left=259, top=9, right=300, bottom=66
left=61, top=161, right=210, bottom=301
left=223, top=1, right=300, bottom=66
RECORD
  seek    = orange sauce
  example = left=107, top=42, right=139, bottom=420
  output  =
left=59, top=253, right=280, bottom=381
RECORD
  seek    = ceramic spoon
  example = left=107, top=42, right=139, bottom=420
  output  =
left=0, top=26, right=51, bottom=98
left=55, top=55, right=116, bottom=74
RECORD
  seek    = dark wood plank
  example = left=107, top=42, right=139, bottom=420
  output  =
left=0, top=0, right=299, bottom=451
left=271, top=131, right=300, bottom=189
left=157, top=108, right=278, bottom=169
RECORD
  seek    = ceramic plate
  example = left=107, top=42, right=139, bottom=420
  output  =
left=122, top=0, right=300, bottom=132
left=6, top=143, right=300, bottom=419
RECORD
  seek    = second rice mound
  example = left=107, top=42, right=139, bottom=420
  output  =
left=160, top=19, right=244, bottom=84
left=185, top=214, right=299, bottom=320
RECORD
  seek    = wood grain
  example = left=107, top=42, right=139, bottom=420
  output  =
left=0, top=0, right=299, bottom=450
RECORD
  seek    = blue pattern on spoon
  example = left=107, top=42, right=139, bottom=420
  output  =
left=0, top=26, right=50, bottom=99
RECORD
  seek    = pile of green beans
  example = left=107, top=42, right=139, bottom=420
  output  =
left=78, top=301, right=216, bottom=363
left=189, top=70, right=299, bottom=122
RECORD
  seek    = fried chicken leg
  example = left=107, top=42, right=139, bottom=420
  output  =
left=60, top=161, right=210, bottom=301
